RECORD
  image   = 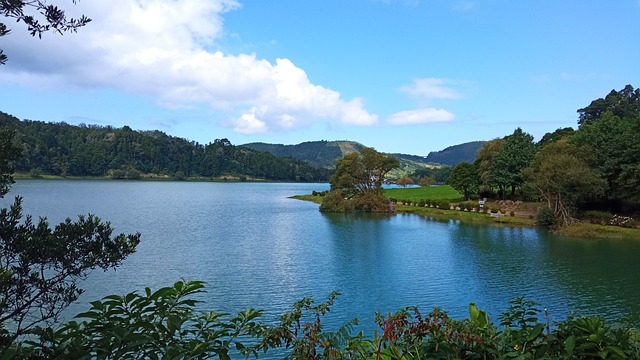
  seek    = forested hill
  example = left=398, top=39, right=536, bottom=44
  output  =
left=243, top=140, right=482, bottom=169
left=424, top=141, right=485, bottom=166
left=242, top=140, right=365, bottom=168
left=0, top=112, right=329, bottom=182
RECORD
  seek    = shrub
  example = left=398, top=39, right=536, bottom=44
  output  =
left=353, top=192, right=394, bottom=213
left=125, top=168, right=141, bottom=180
left=582, top=210, right=613, bottom=225
left=537, top=206, right=556, bottom=226
left=435, top=200, right=450, bottom=209
left=7, top=284, right=640, bottom=360
left=319, top=190, right=355, bottom=213
left=174, top=171, right=186, bottom=180
left=109, top=169, right=126, bottom=179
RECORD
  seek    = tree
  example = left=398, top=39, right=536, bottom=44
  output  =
left=577, top=85, right=640, bottom=125
left=537, top=127, right=575, bottom=149
left=571, top=111, right=640, bottom=207
left=489, top=129, right=535, bottom=198
left=0, top=0, right=91, bottom=65
left=523, top=141, right=606, bottom=226
left=0, top=127, right=22, bottom=197
left=0, top=125, right=140, bottom=351
left=419, top=176, right=436, bottom=187
left=396, top=176, right=414, bottom=188
left=321, top=148, right=399, bottom=212
left=446, top=162, right=480, bottom=200
left=329, top=148, right=398, bottom=198
left=474, top=138, right=504, bottom=194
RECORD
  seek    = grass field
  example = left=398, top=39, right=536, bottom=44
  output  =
left=384, top=185, right=464, bottom=202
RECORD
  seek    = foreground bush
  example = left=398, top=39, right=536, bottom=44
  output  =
left=3, top=281, right=639, bottom=359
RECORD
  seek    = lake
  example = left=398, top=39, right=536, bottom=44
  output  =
left=3, top=180, right=640, bottom=336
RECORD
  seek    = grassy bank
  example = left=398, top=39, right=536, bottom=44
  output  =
left=384, top=185, right=463, bottom=202
left=293, top=186, right=640, bottom=239
left=395, top=204, right=537, bottom=226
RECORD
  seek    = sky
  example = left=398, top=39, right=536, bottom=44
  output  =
left=0, top=0, right=638, bottom=156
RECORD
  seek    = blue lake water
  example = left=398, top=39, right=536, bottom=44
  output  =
left=3, top=180, right=640, bottom=338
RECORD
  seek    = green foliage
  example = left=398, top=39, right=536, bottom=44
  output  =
left=489, top=128, right=536, bottom=198
left=582, top=210, right=614, bottom=225
left=0, top=197, right=141, bottom=348
left=396, top=176, right=413, bottom=188
left=410, top=166, right=452, bottom=185
left=0, top=126, right=22, bottom=198
left=321, top=148, right=398, bottom=213
left=0, top=113, right=330, bottom=182
left=243, top=140, right=364, bottom=168
left=0, top=137, right=141, bottom=351
left=418, top=176, right=436, bottom=187
left=174, top=170, right=187, bottom=181
left=536, top=206, right=556, bottom=227
left=475, top=138, right=505, bottom=194
left=537, top=127, right=575, bottom=149
left=572, top=110, right=640, bottom=206
left=446, top=162, right=480, bottom=200
left=523, top=140, right=606, bottom=226
left=4, top=281, right=640, bottom=359
left=319, top=189, right=355, bottom=213
left=424, top=141, right=485, bottom=166
left=22, top=280, right=265, bottom=359
left=578, top=84, right=640, bottom=125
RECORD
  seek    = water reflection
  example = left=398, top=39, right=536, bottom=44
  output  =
left=2, top=180, right=639, bottom=334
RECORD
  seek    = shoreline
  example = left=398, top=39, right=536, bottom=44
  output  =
left=290, top=194, right=640, bottom=240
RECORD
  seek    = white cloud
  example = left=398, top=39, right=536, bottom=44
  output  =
left=0, top=0, right=377, bottom=133
left=387, top=108, right=454, bottom=125
left=400, top=78, right=462, bottom=99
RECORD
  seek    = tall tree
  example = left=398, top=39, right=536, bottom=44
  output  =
left=446, top=162, right=479, bottom=200
left=0, top=0, right=91, bottom=65
left=523, top=141, right=606, bottom=226
left=329, top=147, right=398, bottom=197
left=474, top=138, right=505, bottom=193
left=321, top=148, right=399, bottom=212
left=577, top=85, right=640, bottom=125
left=489, top=128, right=535, bottom=198
left=0, top=127, right=22, bottom=197
left=571, top=111, right=640, bottom=207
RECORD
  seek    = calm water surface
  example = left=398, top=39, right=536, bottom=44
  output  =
left=3, top=180, right=640, bottom=334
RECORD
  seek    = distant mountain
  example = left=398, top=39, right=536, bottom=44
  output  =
left=243, top=140, right=484, bottom=169
left=242, top=140, right=365, bottom=168
left=424, top=141, right=485, bottom=166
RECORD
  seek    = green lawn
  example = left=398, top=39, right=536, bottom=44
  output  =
left=384, top=185, right=463, bottom=202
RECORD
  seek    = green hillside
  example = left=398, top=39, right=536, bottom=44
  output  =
left=0, top=111, right=329, bottom=182
left=424, top=141, right=485, bottom=166
left=242, top=140, right=365, bottom=168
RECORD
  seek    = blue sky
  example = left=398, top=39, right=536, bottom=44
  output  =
left=1, top=0, right=638, bottom=155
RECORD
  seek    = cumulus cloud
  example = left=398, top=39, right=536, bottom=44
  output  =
left=0, top=0, right=377, bottom=133
left=400, top=78, right=462, bottom=99
left=387, top=108, right=454, bottom=125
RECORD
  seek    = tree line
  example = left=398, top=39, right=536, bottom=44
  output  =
left=0, top=112, right=329, bottom=182
left=445, top=84, right=640, bottom=226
